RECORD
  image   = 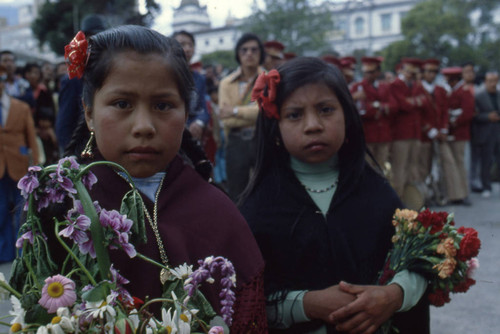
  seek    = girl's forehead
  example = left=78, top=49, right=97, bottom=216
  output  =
left=284, top=82, right=339, bottom=102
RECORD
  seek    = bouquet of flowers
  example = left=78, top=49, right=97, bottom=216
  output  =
left=0, top=157, right=235, bottom=334
left=379, top=208, right=481, bottom=307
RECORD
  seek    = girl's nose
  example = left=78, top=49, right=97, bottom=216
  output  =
left=303, top=110, right=323, bottom=133
left=132, top=106, right=156, bottom=138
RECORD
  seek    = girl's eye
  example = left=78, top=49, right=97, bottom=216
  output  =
left=114, top=100, right=130, bottom=109
left=320, top=106, right=335, bottom=114
left=284, top=110, right=302, bottom=120
left=155, top=102, right=173, bottom=112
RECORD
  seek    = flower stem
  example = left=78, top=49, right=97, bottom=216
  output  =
left=0, top=280, right=21, bottom=299
left=74, top=180, right=110, bottom=282
left=135, top=252, right=168, bottom=270
left=55, top=223, right=97, bottom=286
left=78, top=161, right=137, bottom=190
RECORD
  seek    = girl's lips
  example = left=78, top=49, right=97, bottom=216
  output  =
left=305, top=141, right=328, bottom=151
left=128, top=147, right=159, bottom=154
left=127, top=147, right=160, bottom=160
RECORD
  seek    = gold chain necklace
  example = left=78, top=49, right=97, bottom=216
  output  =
left=140, top=175, right=172, bottom=284
left=118, top=172, right=171, bottom=284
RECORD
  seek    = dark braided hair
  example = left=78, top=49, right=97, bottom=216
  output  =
left=64, top=25, right=212, bottom=181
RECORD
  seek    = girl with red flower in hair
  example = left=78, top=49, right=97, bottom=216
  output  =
left=11, top=25, right=267, bottom=333
left=240, top=57, right=429, bottom=334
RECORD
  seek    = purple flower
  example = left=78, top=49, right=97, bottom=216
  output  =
left=59, top=215, right=91, bottom=244
left=79, top=238, right=96, bottom=258
left=58, top=156, right=80, bottom=170
left=185, top=256, right=236, bottom=326
left=99, top=209, right=136, bottom=258
left=17, top=166, right=42, bottom=198
left=16, top=230, right=34, bottom=248
left=110, top=265, right=133, bottom=305
left=45, top=180, right=70, bottom=203
left=39, top=275, right=77, bottom=313
left=82, top=171, right=98, bottom=190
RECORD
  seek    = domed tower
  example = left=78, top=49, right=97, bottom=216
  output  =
left=172, top=0, right=211, bottom=33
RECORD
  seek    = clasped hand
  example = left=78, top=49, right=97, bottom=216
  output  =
left=304, top=282, right=403, bottom=334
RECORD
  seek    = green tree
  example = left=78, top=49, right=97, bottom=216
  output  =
left=200, top=50, right=238, bottom=72
left=32, top=0, right=160, bottom=55
left=380, top=0, right=500, bottom=72
left=240, top=0, right=334, bottom=56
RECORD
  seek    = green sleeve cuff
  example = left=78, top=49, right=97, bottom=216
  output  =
left=389, top=270, right=428, bottom=312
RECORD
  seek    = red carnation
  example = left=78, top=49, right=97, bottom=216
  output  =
left=417, top=209, right=448, bottom=234
left=428, top=289, right=451, bottom=307
left=453, top=277, right=476, bottom=293
left=456, top=227, right=481, bottom=261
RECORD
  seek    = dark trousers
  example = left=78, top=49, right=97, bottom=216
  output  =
left=479, top=141, right=496, bottom=191
left=0, top=175, right=22, bottom=262
left=225, top=130, right=256, bottom=202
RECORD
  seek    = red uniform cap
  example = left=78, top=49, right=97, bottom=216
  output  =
left=321, top=54, right=340, bottom=67
left=361, top=56, right=382, bottom=66
left=190, top=61, right=203, bottom=71
left=284, top=52, right=296, bottom=60
left=441, top=67, right=463, bottom=75
left=423, top=58, right=440, bottom=66
left=340, top=56, right=356, bottom=69
left=264, top=40, right=285, bottom=59
left=402, top=57, right=422, bottom=68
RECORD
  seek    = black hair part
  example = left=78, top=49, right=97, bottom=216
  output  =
left=234, top=33, right=265, bottom=65
left=82, top=25, right=194, bottom=115
left=172, top=30, right=195, bottom=45
left=238, top=57, right=366, bottom=205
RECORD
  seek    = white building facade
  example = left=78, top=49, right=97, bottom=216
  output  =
left=173, top=0, right=421, bottom=58
left=0, top=0, right=60, bottom=63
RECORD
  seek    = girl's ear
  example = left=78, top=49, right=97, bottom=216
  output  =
left=83, top=101, right=94, bottom=130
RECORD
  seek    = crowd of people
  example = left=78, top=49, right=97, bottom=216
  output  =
left=0, top=18, right=497, bottom=333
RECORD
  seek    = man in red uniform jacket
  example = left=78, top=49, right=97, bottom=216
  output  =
left=389, top=58, right=427, bottom=197
left=441, top=67, right=474, bottom=205
left=351, top=57, right=397, bottom=171
left=418, top=59, right=449, bottom=181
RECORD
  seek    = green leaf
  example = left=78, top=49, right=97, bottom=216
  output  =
left=20, top=292, right=40, bottom=311
left=121, top=189, right=147, bottom=245
left=161, top=280, right=216, bottom=328
left=24, top=304, right=53, bottom=324
left=82, top=281, right=112, bottom=302
left=9, top=258, right=28, bottom=292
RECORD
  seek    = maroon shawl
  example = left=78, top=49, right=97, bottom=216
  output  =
left=88, top=155, right=267, bottom=332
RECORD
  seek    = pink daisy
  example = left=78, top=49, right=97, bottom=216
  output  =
left=39, top=275, right=77, bottom=313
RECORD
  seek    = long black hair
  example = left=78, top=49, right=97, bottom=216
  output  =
left=239, top=57, right=367, bottom=204
left=65, top=25, right=212, bottom=180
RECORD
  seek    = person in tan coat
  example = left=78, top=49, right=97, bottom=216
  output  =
left=218, top=33, right=265, bottom=201
left=0, top=64, right=39, bottom=262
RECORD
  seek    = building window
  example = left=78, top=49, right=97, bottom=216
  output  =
left=381, top=13, right=392, bottom=32
left=355, top=17, right=365, bottom=35
left=219, top=37, right=224, bottom=44
left=400, top=11, right=408, bottom=20
left=205, top=39, right=210, bottom=46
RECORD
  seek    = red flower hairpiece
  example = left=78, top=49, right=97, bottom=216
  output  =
left=64, top=31, right=89, bottom=79
left=251, top=69, right=281, bottom=120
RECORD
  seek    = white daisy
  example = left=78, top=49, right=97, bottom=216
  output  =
left=169, top=263, right=193, bottom=280
left=9, top=295, right=26, bottom=333
left=84, top=295, right=117, bottom=321
left=160, top=308, right=178, bottom=334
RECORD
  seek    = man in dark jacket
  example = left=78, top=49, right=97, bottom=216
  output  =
left=474, top=71, right=500, bottom=198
